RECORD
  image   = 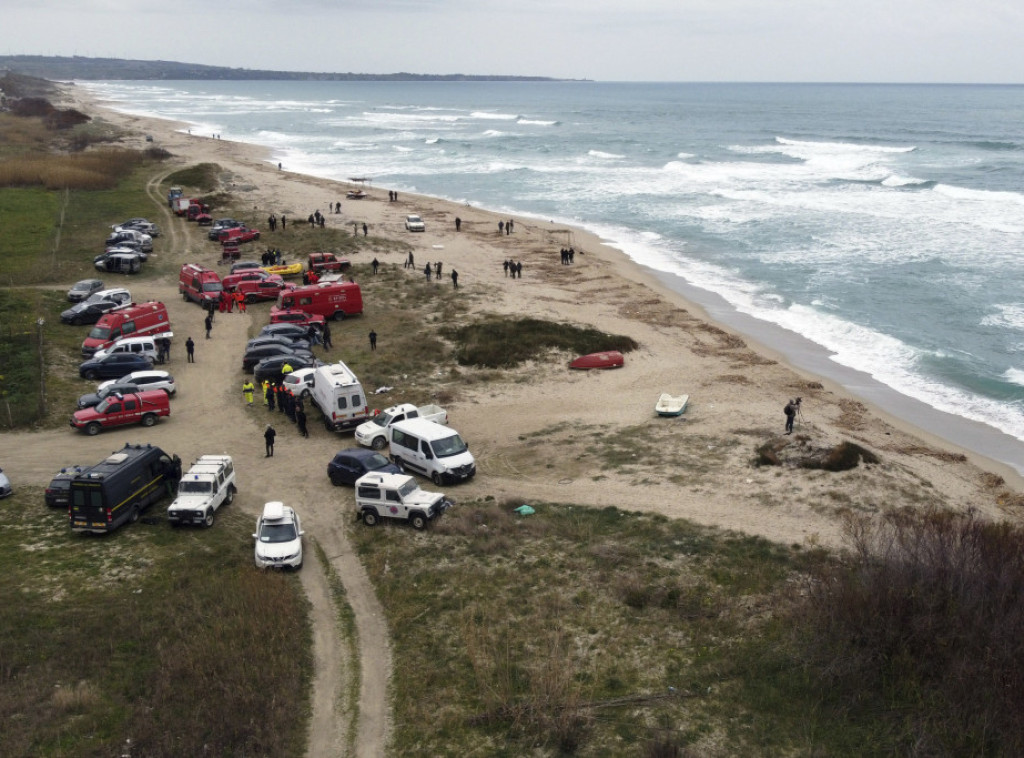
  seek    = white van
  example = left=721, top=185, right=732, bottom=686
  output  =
left=308, top=361, right=369, bottom=432
left=388, top=417, right=476, bottom=485
left=92, top=332, right=172, bottom=363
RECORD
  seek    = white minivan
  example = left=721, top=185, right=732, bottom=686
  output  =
left=92, top=332, right=172, bottom=363
left=388, top=417, right=476, bottom=485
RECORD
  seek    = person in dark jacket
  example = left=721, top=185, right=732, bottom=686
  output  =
left=296, top=407, right=308, bottom=438
left=264, top=425, right=276, bottom=457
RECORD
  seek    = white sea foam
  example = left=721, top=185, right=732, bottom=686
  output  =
left=981, top=304, right=1024, bottom=330
left=588, top=150, right=625, bottom=159
left=1004, top=368, right=1024, bottom=386
left=471, top=111, right=519, bottom=120
left=517, top=118, right=558, bottom=126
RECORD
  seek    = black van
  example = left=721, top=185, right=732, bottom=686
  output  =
left=70, top=443, right=181, bottom=533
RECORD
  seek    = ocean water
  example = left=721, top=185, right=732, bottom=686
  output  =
left=83, top=80, right=1024, bottom=472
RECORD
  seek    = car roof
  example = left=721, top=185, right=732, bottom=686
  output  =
left=120, top=370, right=172, bottom=381
left=334, top=447, right=380, bottom=462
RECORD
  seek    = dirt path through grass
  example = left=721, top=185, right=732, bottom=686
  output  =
left=6, top=171, right=393, bottom=756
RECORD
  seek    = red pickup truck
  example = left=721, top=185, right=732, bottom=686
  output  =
left=218, top=226, right=261, bottom=245
left=70, top=390, right=171, bottom=436
left=307, top=252, right=350, bottom=273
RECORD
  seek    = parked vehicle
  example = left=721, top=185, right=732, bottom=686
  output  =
left=218, top=226, right=260, bottom=244
left=253, top=502, right=304, bottom=569
left=355, top=403, right=448, bottom=450
left=276, top=281, right=363, bottom=321
left=308, top=361, right=369, bottom=432
left=269, top=306, right=326, bottom=329
left=82, top=301, right=170, bottom=357
left=67, top=279, right=105, bottom=302
left=0, top=467, right=12, bottom=499
left=113, top=218, right=160, bottom=237
left=238, top=278, right=291, bottom=302
left=91, top=333, right=171, bottom=364
left=230, top=260, right=263, bottom=274
left=61, top=298, right=122, bottom=326
left=405, top=214, right=426, bottom=232
left=389, top=417, right=476, bottom=485
left=95, top=251, right=143, bottom=275
left=254, top=354, right=319, bottom=386
left=78, top=382, right=142, bottom=409
left=168, top=187, right=183, bottom=207
left=307, top=252, right=349, bottom=273
left=167, top=455, right=236, bottom=528
left=70, top=389, right=170, bottom=435
left=172, top=196, right=193, bottom=215
left=242, top=344, right=313, bottom=373
left=69, top=443, right=180, bottom=533
left=88, top=288, right=132, bottom=307
left=186, top=202, right=209, bottom=221
left=97, top=370, right=176, bottom=396
left=259, top=323, right=315, bottom=341
left=78, top=352, right=154, bottom=380
left=45, top=465, right=85, bottom=507
left=208, top=219, right=242, bottom=240
left=281, top=367, right=317, bottom=400
left=179, top=263, right=223, bottom=307
left=221, top=269, right=282, bottom=292
left=354, top=472, right=451, bottom=528
left=247, top=335, right=311, bottom=352
left=106, top=228, right=152, bottom=253
left=328, top=448, right=401, bottom=486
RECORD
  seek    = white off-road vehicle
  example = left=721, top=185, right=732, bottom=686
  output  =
left=354, top=472, right=452, bottom=529
left=167, top=455, right=236, bottom=528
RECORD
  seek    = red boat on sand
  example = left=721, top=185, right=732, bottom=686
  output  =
left=569, top=351, right=624, bottom=370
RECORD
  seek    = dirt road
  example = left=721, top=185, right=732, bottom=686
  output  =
left=4, top=173, right=392, bottom=756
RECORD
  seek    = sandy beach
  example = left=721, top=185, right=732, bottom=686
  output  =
left=36, top=82, right=1020, bottom=551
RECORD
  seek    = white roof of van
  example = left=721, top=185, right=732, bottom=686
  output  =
left=391, top=417, right=456, bottom=440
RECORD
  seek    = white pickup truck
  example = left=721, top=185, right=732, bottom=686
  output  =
left=167, top=455, right=236, bottom=528
left=354, top=472, right=452, bottom=529
left=354, top=402, right=447, bottom=450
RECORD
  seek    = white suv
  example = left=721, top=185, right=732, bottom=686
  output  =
left=253, top=502, right=304, bottom=569
left=405, top=214, right=425, bottom=232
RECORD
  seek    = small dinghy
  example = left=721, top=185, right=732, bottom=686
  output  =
left=569, top=351, right=624, bottom=370
left=655, top=393, right=689, bottom=417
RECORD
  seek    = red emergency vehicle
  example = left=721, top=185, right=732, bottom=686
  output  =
left=82, top=301, right=171, bottom=357
left=276, top=281, right=363, bottom=321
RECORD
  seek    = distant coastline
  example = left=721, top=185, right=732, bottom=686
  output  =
left=0, top=55, right=580, bottom=82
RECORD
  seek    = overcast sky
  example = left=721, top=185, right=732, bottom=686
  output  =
left=3, top=0, right=1023, bottom=82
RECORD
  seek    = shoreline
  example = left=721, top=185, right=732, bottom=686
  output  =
left=61, top=83, right=1023, bottom=545
left=74, top=82, right=1024, bottom=481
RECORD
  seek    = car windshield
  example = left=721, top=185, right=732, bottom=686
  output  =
left=179, top=480, right=212, bottom=494
left=259, top=522, right=297, bottom=543
left=431, top=434, right=468, bottom=458
left=371, top=412, right=392, bottom=428
left=366, top=453, right=391, bottom=469
left=72, top=282, right=92, bottom=291
left=202, top=282, right=223, bottom=292
left=398, top=480, right=419, bottom=498
left=94, top=397, right=116, bottom=413
left=88, top=326, right=111, bottom=340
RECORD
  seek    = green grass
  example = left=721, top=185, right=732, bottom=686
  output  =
left=351, top=500, right=849, bottom=757
left=0, top=487, right=312, bottom=758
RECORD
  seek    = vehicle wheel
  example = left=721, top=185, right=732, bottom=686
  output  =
left=362, top=510, right=379, bottom=527
left=225, top=484, right=236, bottom=504
left=333, top=310, right=345, bottom=321
left=84, top=370, right=99, bottom=380
left=129, top=505, right=140, bottom=523
left=204, top=510, right=215, bottom=528
left=182, top=292, right=189, bottom=301
left=85, top=422, right=102, bottom=436
left=371, top=436, right=387, bottom=451
left=246, top=294, right=256, bottom=304
left=410, top=512, right=427, bottom=530
left=141, top=413, right=157, bottom=427
left=431, top=471, right=444, bottom=486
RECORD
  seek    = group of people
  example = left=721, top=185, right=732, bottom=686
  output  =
left=503, top=260, right=523, bottom=278
left=308, top=210, right=327, bottom=229
left=261, top=248, right=284, bottom=266
left=301, top=269, right=322, bottom=286
left=498, top=219, right=515, bottom=235
left=266, top=214, right=284, bottom=231
left=259, top=376, right=311, bottom=456
left=421, top=261, right=460, bottom=287
left=215, top=289, right=248, bottom=313
left=559, top=247, right=577, bottom=265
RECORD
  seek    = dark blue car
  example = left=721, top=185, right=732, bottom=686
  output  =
left=328, top=448, right=401, bottom=486
left=78, top=352, right=153, bottom=381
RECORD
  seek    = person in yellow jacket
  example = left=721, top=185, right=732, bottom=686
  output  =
left=242, top=379, right=255, bottom=407
left=281, top=362, right=294, bottom=376
left=262, top=379, right=271, bottom=406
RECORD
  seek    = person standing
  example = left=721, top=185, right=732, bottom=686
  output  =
left=784, top=399, right=797, bottom=435
left=296, top=407, right=308, bottom=438
left=362, top=222, right=368, bottom=237
left=267, top=383, right=276, bottom=412
left=281, top=214, right=287, bottom=230
left=264, top=424, right=276, bottom=457
left=242, top=379, right=255, bottom=407
left=262, top=380, right=271, bottom=406
left=322, top=322, right=333, bottom=350
left=236, top=291, right=246, bottom=313
left=204, top=312, right=213, bottom=339
left=451, top=269, right=459, bottom=289
left=372, top=257, right=379, bottom=275
left=424, top=262, right=432, bottom=281
left=516, top=261, right=523, bottom=279
left=369, top=330, right=377, bottom=351
left=455, top=217, right=461, bottom=232
left=185, top=336, right=195, bottom=363
left=498, top=220, right=504, bottom=234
